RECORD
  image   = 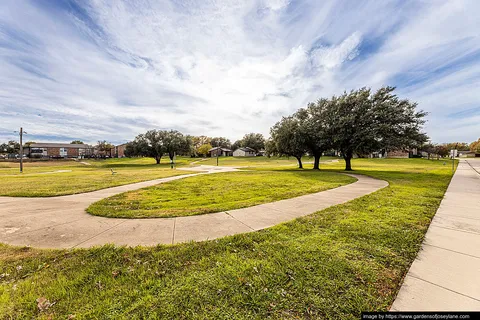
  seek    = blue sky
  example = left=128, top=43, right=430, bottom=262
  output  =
left=0, top=0, right=479, bottom=145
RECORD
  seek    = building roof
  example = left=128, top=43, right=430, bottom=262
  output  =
left=236, top=147, right=255, bottom=152
left=208, top=147, right=232, bottom=152
left=28, top=143, right=93, bottom=148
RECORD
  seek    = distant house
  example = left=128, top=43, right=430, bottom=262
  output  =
left=208, top=147, right=232, bottom=157
left=367, top=148, right=418, bottom=159
left=115, top=143, right=128, bottom=158
left=458, top=151, right=478, bottom=158
left=233, top=147, right=256, bottom=157
left=385, top=150, right=410, bottom=158
left=25, top=143, right=94, bottom=159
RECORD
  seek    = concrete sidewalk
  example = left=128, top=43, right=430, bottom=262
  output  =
left=391, top=159, right=480, bottom=311
left=0, top=168, right=387, bottom=249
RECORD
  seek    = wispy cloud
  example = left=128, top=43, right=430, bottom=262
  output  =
left=0, top=0, right=479, bottom=144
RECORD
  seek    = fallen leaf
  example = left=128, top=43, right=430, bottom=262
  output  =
left=36, top=297, right=55, bottom=312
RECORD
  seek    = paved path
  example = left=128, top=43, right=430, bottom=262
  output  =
left=391, top=159, right=480, bottom=311
left=0, top=166, right=387, bottom=249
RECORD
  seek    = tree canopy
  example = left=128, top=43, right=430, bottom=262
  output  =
left=96, top=140, right=114, bottom=151
left=210, top=137, right=231, bottom=149
left=269, top=116, right=307, bottom=168
left=295, top=100, right=333, bottom=169
left=125, top=130, right=192, bottom=164
left=326, top=87, right=427, bottom=170
left=268, top=86, right=428, bottom=171
left=239, top=133, right=265, bottom=152
left=24, top=141, right=36, bottom=147
left=0, top=140, right=20, bottom=154
left=435, top=145, right=450, bottom=158
left=197, top=144, right=212, bottom=157
left=470, top=138, right=480, bottom=153
left=163, top=131, right=192, bottom=161
left=231, top=140, right=241, bottom=151
left=444, top=142, right=470, bottom=151
left=71, top=140, right=84, bottom=144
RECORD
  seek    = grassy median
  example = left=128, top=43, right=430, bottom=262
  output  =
left=0, top=158, right=454, bottom=319
left=0, top=157, right=196, bottom=197
left=86, top=171, right=355, bottom=218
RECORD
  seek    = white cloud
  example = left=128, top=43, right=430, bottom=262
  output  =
left=311, top=32, right=362, bottom=69
left=0, top=0, right=478, bottom=144
left=262, top=0, right=291, bottom=11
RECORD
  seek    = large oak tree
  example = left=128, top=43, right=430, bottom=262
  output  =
left=239, top=133, right=265, bottom=152
left=125, top=130, right=192, bottom=164
left=329, top=87, right=427, bottom=170
left=295, top=99, right=333, bottom=170
left=269, top=116, right=307, bottom=168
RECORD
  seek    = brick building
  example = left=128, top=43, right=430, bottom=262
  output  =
left=115, top=143, right=128, bottom=157
left=25, top=143, right=94, bottom=159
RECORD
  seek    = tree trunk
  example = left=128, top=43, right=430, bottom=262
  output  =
left=344, top=152, right=353, bottom=171
left=296, top=156, right=303, bottom=169
left=313, top=153, right=321, bottom=170
left=169, top=152, right=174, bottom=161
left=155, top=156, right=161, bottom=164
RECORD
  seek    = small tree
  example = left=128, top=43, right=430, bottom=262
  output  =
left=269, top=116, right=307, bottom=169
left=197, top=143, right=212, bottom=157
left=192, top=136, right=211, bottom=157
left=435, top=145, right=450, bottom=159
left=422, top=143, right=436, bottom=160
left=470, top=138, right=480, bottom=153
left=71, top=140, right=84, bottom=144
left=264, top=139, right=277, bottom=158
left=96, top=140, right=114, bottom=157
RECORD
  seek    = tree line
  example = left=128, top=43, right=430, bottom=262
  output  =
left=191, top=133, right=265, bottom=157
left=470, top=138, right=480, bottom=154
left=2, top=87, right=478, bottom=166
left=266, top=87, right=428, bottom=171
left=124, top=131, right=266, bottom=164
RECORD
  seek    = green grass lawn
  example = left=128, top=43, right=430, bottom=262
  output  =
left=0, top=157, right=196, bottom=197
left=87, top=171, right=356, bottom=218
left=199, top=156, right=339, bottom=168
left=0, top=158, right=454, bottom=319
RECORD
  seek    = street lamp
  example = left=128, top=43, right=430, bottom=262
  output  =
left=13, top=127, right=27, bottom=173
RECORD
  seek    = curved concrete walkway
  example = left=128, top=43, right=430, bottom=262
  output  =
left=0, top=166, right=387, bottom=249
